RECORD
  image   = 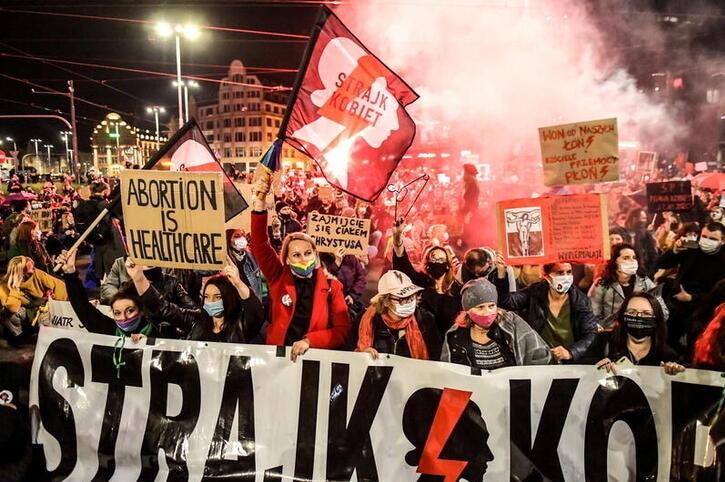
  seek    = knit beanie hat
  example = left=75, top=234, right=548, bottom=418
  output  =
left=461, top=278, right=498, bottom=311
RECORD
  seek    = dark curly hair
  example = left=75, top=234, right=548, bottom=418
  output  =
left=599, top=243, right=645, bottom=285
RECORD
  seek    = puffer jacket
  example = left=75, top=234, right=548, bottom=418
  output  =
left=441, top=310, right=552, bottom=366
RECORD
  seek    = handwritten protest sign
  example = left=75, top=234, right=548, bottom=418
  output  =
left=497, top=194, right=609, bottom=265
left=120, top=170, right=226, bottom=270
left=646, top=181, right=693, bottom=213
left=539, top=118, right=619, bottom=186
left=307, top=212, right=370, bottom=254
left=32, top=208, right=53, bottom=232
left=637, top=151, right=657, bottom=172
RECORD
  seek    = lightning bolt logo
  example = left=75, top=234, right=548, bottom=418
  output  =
left=417, top=388, right=472, bottom=482
left=318, top=55, right=391, bottom=154
left=600, top=165, right=609, bottom=179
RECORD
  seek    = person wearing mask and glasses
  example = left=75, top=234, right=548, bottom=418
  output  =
left=596, top=292, right=684, bottom=375
left=355, top=270, right=441, bottom=360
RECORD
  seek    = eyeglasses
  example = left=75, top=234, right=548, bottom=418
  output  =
left=428, top=257, right=447, bottom=263
left=390, top=294, right=417, bottom=304
left=624, top=309, right=654, bottom=317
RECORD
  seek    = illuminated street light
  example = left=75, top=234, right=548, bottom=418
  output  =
left=44, top=144, right=53, bottom=173
left=146, top=106, right=166, bottom=150
left=61, top=131, right=72, bottom=170
left=30, top=138, right=42, bottom=165
left=6, top=137, right=16, bottom=151
left=173, top=80, right=199, bottom=123
left=156, top=22, right=200, bottom=129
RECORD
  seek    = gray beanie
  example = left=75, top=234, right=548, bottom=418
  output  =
left=461, top=278, right=498, bottom=311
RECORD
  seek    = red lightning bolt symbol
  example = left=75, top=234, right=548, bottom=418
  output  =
left=418, top=388, right=472, bottom=482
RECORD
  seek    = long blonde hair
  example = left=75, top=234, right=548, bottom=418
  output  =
left=5, top=255, right=33, bottom=291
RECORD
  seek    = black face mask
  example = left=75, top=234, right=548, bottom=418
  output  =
left=425, top=261, right=449, bottom=279
left=622, top=314, right=656, bottom=339
left=279, top=212, right=291, bottom=220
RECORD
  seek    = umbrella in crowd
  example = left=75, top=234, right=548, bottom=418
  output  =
left=1, top=191, right=37, bottom=206
left=692, top=172, right=725, bottom=191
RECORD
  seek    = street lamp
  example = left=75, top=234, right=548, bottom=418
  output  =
left=146, top=106, right=166, bottom=150
left=30, top=138, right=42, bottom=168
left=156, top=22, right=200, bottom=130
left=173, top=80, right=199, bottom=123
left=6, top=137, right=16, bottom=151
left=44, top=144, right=54, bottom=173
left=61, top=131, right=72, bottom=171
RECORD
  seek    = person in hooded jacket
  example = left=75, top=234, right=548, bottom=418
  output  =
left=441, top=278, right=551, bottom=368
left=126, top=256, right=264, bottom=344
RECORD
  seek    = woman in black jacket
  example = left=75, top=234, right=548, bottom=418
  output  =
left=57, top=248, right=157, bottom=338
left=127, top=256, right=264, bottom=344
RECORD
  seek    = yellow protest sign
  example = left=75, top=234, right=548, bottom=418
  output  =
left=120, top=170, right=226, bottom=270
left=539, top=118, right=619, bottom=186
left=307, top=212, right=370, bottom=255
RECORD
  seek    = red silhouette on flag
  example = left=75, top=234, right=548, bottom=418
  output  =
left=283, top=7, right=418, bottom=202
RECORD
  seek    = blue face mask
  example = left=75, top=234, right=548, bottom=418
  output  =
left=203, top=300, right=225, bottom=317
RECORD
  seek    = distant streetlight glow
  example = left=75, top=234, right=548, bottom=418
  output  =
left=146, top=106, right=166, bottom=150
left=173, top=80, right=199, bottom=122
left=156, top=22, right=200, bottom=129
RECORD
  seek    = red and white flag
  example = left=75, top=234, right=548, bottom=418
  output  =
left=283, top=7, right=418, bottom=202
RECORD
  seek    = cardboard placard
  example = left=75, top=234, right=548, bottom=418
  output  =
left=646, top=181, right=693, bottom=212
left=120, top=170, right=226, bottom=270
left=307, top=212, right=370, bottom=254
left=637, top=151, right=657, bottom=172
left=539, top=118, right=619, bottom=186
left=497, top=194, right=609, bottom=265
left=32, top=208, right=53, bottom=233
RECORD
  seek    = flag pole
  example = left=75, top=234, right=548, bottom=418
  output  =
left=275, top=6, right=332, bottom=141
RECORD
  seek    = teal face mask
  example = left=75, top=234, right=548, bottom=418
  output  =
left=203, top=300, right=225, bottom=317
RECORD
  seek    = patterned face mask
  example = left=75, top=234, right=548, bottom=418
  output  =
left=290, top=259, right=316, bottom=277
left=116, top=315, right=141, bottom=333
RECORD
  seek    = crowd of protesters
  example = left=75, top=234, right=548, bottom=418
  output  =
left=0, top=161, right=724, bottom=479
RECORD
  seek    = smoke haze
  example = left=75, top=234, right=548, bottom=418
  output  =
left=336, top=0, right=687, bottom=187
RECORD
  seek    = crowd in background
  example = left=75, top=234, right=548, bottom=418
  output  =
left=0, top=161, right=724, bottom=479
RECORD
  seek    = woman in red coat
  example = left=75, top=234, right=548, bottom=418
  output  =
left=250, top=170, right=350, bottom=361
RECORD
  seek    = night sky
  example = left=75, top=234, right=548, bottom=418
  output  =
left=0, top=0, right=324, bottom=155
left=2, top=0, right=725, bottom=161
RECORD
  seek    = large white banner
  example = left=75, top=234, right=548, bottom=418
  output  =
left=30, top=326, right=725, bottom=481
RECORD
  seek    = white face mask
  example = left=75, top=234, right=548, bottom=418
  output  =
left=392, top=300, right=416, bottom=317
left=233, top=237, right=248, bottom=251
left=548, top=274, right=573, bottom=294
left=699, top=237, right=722, bottom=254
left=618, top=260, right=638, bottom=276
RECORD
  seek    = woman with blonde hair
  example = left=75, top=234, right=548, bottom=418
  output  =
left=0, top=255, right=67, bottom=345
left=250, top=172, right=351, bottom=362
left=356, top=270, right=441, bottom=360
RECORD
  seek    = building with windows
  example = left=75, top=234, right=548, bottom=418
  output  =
left=90, top=113, right=167, bottom=175
left=195, top=60, right=309, bottom=174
